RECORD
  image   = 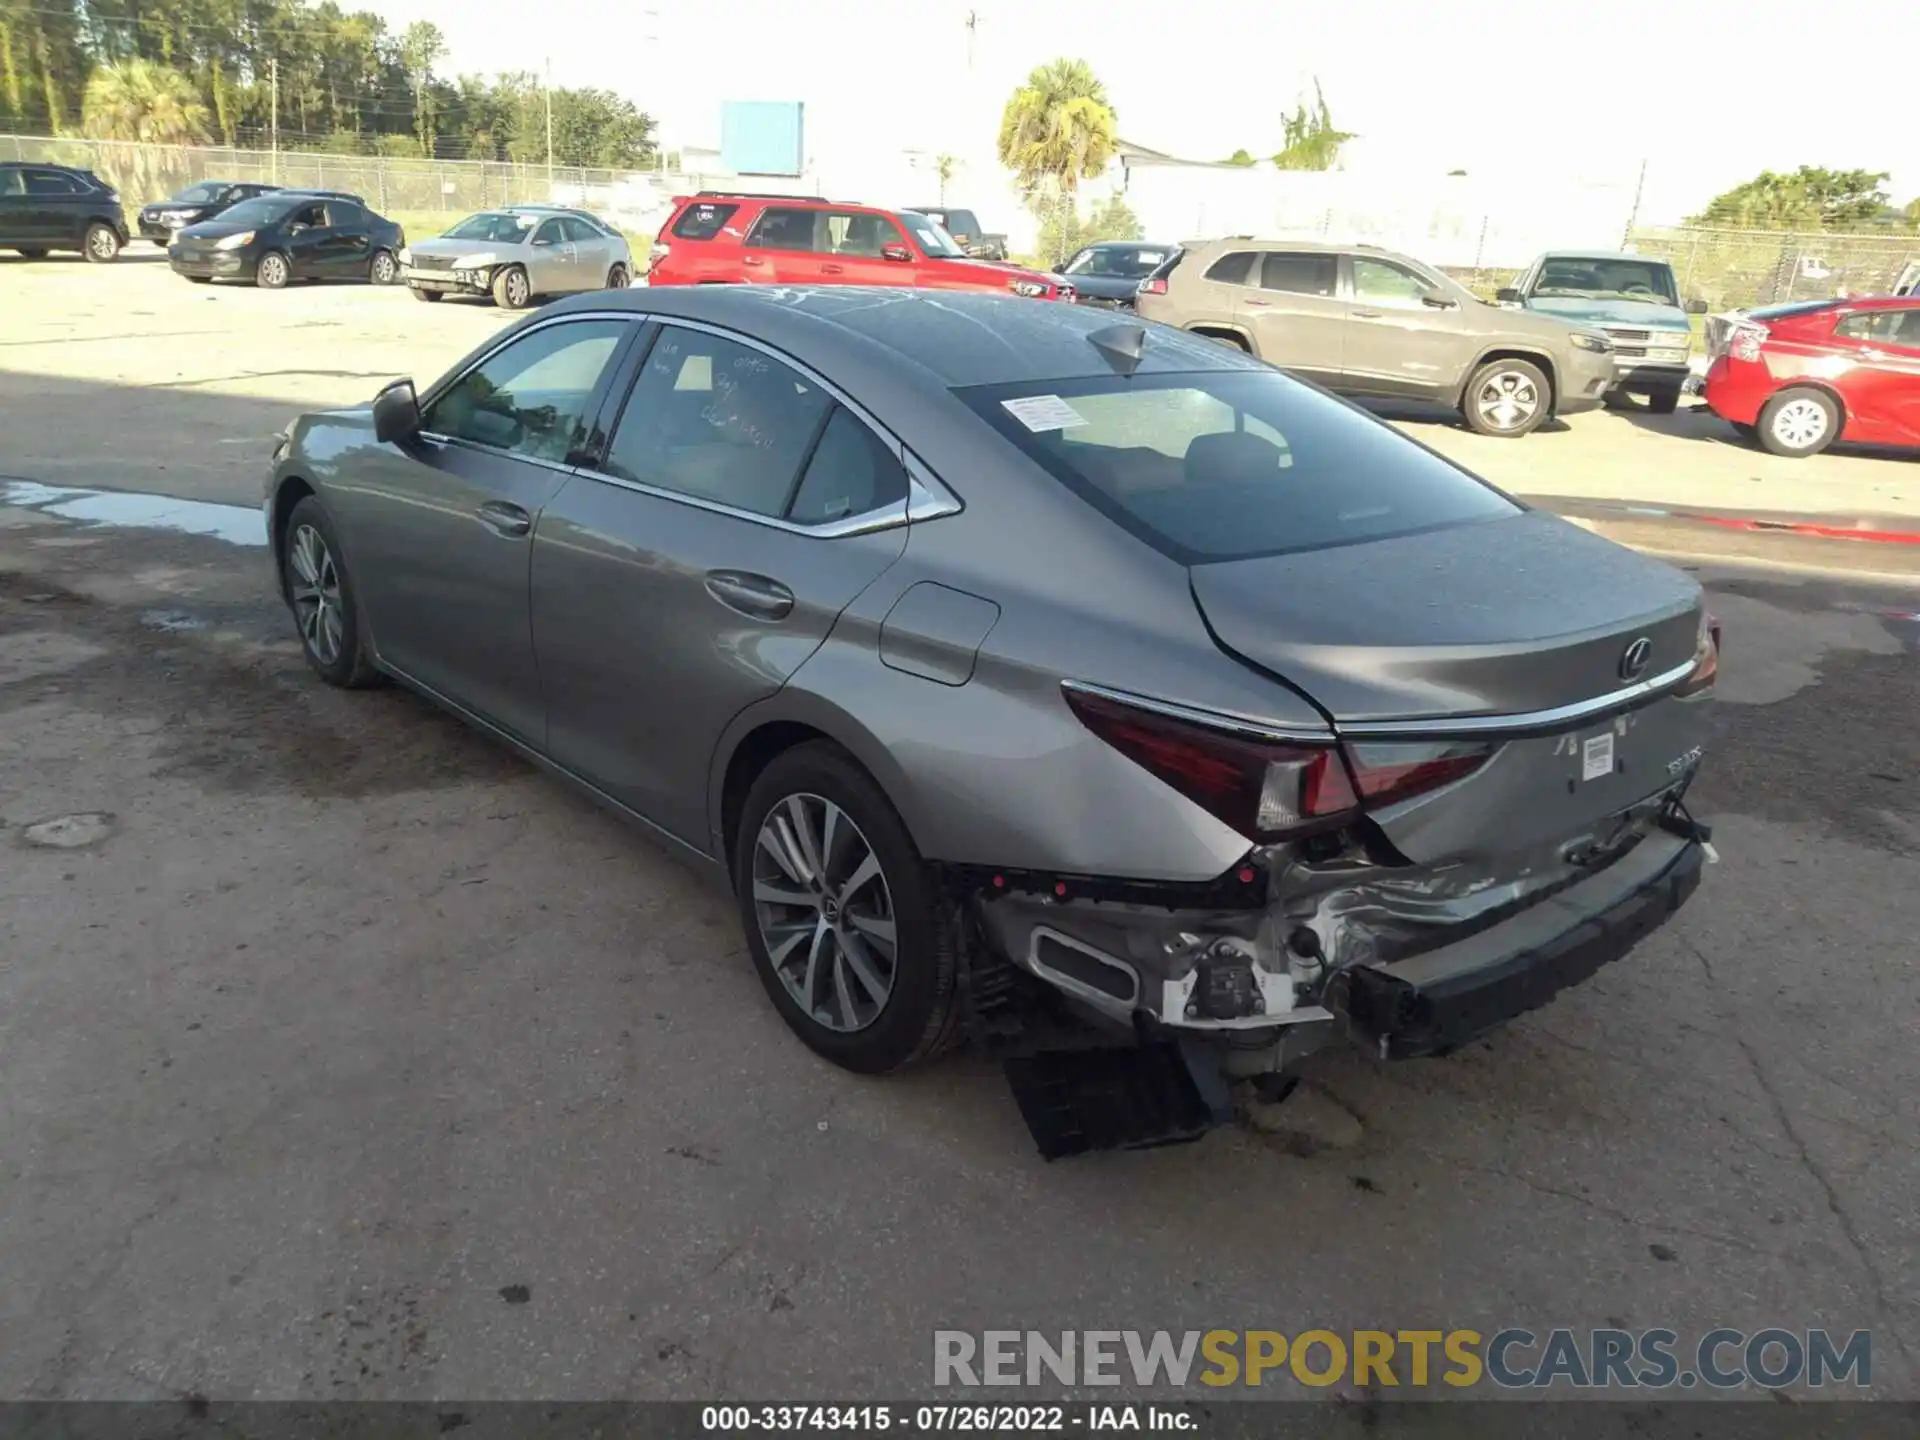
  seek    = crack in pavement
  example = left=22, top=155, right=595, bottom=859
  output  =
left=1683, top=933, right=1916, bottom=1378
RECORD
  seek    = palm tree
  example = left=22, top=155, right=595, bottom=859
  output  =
left=81, top=58, right=210, bottom=203
left=996, top=58, right=1117, bottom=198
left=997, top=59, right=1118, bottom=266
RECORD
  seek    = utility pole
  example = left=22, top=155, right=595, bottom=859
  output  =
left=1621, top=155, right=1648, bottom=248
left=544, top=57, right=554, bottom=188
left=269, top=57, right=279, bottom=183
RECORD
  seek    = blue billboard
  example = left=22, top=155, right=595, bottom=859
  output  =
left=720, top=101, right=806, bottom=177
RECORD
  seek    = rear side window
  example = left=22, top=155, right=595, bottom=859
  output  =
left=25, top=169, right=78, bottom=196
left=1203, top=251, right=1256, bottom=285
left=788, top=409, right=908, bottom=523
left=1260, top=252, right=1336, bottom=297
left=745, top=206, right=823, bottom=252
left=671, top=201, right=738, bottom=240
left=1836, top=309, right=1920, bottom=346
left=957, top=372, right=1517, bottom=564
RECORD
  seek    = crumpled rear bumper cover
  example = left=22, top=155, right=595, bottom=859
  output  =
left=1324, top=835, right=1705, bottom=1059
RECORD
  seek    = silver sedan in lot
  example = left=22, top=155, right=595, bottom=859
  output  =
left=401, top=206, right=632, bottom=310
left=265, top=287, right=1720, bottom=1153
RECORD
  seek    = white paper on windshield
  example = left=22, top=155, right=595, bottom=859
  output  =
left=1581, top=732, right=1615, bottom=783
left=1002, top=395, right=1087, bottom=432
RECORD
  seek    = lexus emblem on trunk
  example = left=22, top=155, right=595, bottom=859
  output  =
left=1619, top=637, right=1653, bottom=681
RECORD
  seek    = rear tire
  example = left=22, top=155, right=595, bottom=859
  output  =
left=410, top=287, right=443, bottom=302
left=1462, top=357, right=1551, bottom=437
left=1757, top=387, right=1839, bottom=458
left=256, top=250, right=291, bottom=290
left=1646, top=386, right=1682, bottom=415
left=281, top=497, right=380, bottom=688
left=492, top=264, right=531, bottom=309
left=83, top=223, right=120, bottom=263
left=733, top=742, right=962, bottom=1075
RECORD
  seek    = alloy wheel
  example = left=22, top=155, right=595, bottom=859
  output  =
left=260, top=253, right=288, bottom=288
left=504, top=269, right=529, bottom=306
left=288, top=523, right=344, bottom=665
left=1771, top=396, right=1828, bottom=449
left=87, top=226, right=118, bottom=260
left=751, top=793, right=898, bottom=1034
left=1474, top=369, right=1541, bottom=432
left=372, top=251, right=396, bottom=284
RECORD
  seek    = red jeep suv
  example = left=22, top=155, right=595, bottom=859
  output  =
left=646, top=192, right=1072, bottom=300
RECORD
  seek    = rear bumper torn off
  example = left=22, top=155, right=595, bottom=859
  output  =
left=1324, top=831, right=1704, bottom=1058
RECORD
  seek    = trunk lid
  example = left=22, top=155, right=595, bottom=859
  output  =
left=1188, top=512, right=1701, bottom=724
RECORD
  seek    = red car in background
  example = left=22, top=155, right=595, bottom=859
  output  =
left=1702, top=296, right=1920, bottom=457
left=645, top=191, right=1073, bottom=300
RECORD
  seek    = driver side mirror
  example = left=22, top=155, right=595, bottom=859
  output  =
left=881, top=243, right=913, bottom=263
left=1685, top=298, right=1709, bottom=315
left=1495, top=287, right=1523, bottom=303
left=1421, top=294, right=1459, bottom=310
left=372, top=378, right=420, bottom=445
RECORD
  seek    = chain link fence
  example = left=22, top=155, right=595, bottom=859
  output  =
left=1628, top=226, right=1920, bottom=311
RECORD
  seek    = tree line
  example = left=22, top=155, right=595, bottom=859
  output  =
left=0, top=0, right=656, bottom=166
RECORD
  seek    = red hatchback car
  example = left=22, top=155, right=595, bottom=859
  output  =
left=645, top=191, right=1072, bottom=300
left=1703, top=296, right=1920, bottom=457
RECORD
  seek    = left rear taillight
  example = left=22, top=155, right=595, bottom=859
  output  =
left=1138, top=277, right=1168, bottom=296
left=1677, top=611, right=1720, bottom=697
left=1063, top=688, right=1490, bottom=842
left=1729, top=323, right=1769, bottom=362
left=648, top=241, right=671, bottom=272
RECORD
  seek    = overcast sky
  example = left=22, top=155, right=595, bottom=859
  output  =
left=366, top=0, right=1919, bottom=224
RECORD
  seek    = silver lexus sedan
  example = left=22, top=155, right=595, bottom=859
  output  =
left=266, top=287, right=1720, bottom=1155
left=400, top=206, right=632, bottom=310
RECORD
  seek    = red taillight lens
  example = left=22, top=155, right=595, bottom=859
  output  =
left=1730, top=324, right=1767, bottom=362
left=1063, top=688, right=1357, bottom=840
left=1678, top=611, right=1720, bottom=697
left=1139, top=277, right=1168, bottom=296
left=1343, top=741, right=1494, bottom=808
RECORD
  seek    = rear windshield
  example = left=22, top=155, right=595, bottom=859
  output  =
left=672, top=201, right=738, bottom=240
left=957, top=372, right=1518, bottom=564
left=1750, top=300, right=1838, bottom=322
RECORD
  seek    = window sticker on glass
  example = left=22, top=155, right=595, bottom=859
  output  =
left=1001, top=395, right=1088, bottom=432
left=1581, top=732, right=1615, bottom=783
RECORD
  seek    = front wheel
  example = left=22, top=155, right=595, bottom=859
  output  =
left=256, top=250, right=291, bottom=290
left=282, top=497, right=380, bottom=688
left=492, top=264, right=531, bottom=309
left=1646, top=386, right=1682, bottom=415
left=1463, top=357, right=1551, bottom=437
left=84, top=223, right=121, bottom=263
left=734, top=743, right=963, bottom=1074
left=1757, top=387, right=1839, bottom=458
left=369, top=249, right=399, bottom=285
left=410, top=286, right=442, bottom=302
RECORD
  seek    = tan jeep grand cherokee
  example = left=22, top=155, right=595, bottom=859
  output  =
left=1136, top=238, right=1615, bottom=438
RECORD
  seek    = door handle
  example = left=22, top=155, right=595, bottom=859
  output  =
left=476, top=501, right=531, bottom=537
left=704, top=570, right=795, bottom=621
left=1244, top=298, right=1270, bottom=307
left=820, top=262, right=845, bottom=275
left=741, top=255, right=766, bottom=267
left=1859, top=347, right=1888, bottom=360
left=1352, top=309, right=1384, bottom=319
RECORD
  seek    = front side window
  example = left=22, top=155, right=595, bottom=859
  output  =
left=1351, top=257, right=1433, bottom=308
left=958, top=371, right=1516, bottom=564
left=531, top=218, right=564, bottom=247
left=745, top=206, right=823, bottom=252
left=558, top=216, right=601, bottom=243
left=826, top=210, right=906, bottom=257
left=1260, top=252, right=1337, bottom=297
left=286, top=201, right=327, bottom=229
left=424, top=319, right=629, bottom=463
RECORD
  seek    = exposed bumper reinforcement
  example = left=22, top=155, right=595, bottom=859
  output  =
left=1324, top=833, right=1705, bottom=1059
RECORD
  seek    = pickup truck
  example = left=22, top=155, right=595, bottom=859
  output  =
left=1499, top=250, right=1707, bottom=413
left=904, top=205, right=1007, bottom=261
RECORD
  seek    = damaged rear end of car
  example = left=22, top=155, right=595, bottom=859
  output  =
left=951, top=362, right=1721, bottom=1157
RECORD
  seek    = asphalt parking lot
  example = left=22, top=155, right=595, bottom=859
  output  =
left=3, top=256, right=1918, bottom=1404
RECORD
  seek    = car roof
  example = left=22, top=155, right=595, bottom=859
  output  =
left=1537, top=250, right=1667, bottom=263
left=1836, top=295, right=1920, bottom=310
left=541, top=286, right=1266, bottom=391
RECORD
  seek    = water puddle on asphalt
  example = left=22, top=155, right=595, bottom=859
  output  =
left=0, top=479, right=265, bottom=547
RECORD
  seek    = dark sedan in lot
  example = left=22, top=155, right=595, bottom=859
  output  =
left=169, top=190, right=405, bottom=289
left=137, top=180, right=280, bottom=244
left=1059, top=240, right=1180, bottom=309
